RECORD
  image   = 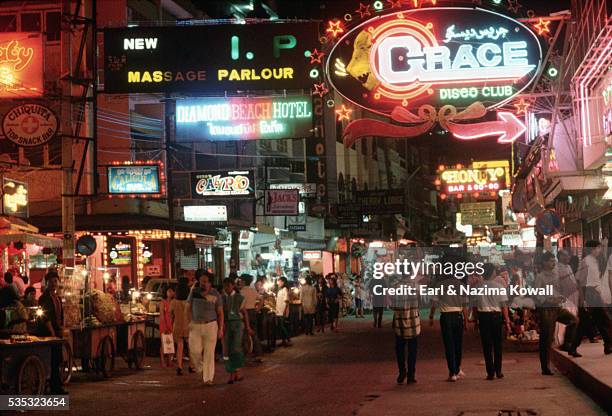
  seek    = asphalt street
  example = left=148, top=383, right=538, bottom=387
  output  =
left=27, top=313, right=608, bottom=416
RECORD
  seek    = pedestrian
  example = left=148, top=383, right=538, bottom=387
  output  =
left=556, top=250, right=581, bottom=355
left=171, top=278, right=194, bottom=375
left=300, top=276, right=317, bottom=335
left=37, top=270, right=67, bottom=394
left=186, top=269, right=224, bottom=385
left=221, top=278, right=253, bottom=384
left=315, top=275, right=328, bottom=333
left=472, top=264, right=512, bottom=380
left=12, top=272, right=25, bottom=298
left=23, top=286, right=38, bottom=307
left=534, top=252, right=579, bottom=375
left=325, top=277, right=342, bottom=332
left=429, top=265, right=469, bottom=382
left=371, top=277, right=385, bottom=329
left=159, top=286, right=175, bottom=368
left=572, top=241, right=612, bottom=355
left=354, top=275, right=365, bottom=318
left=0, top=272, right=18, bottom=306
left=239, top=274, right=264, bottom=362
left=274, top=276, right=292, bottom=347
left=392, top=278, right=420, bottom=385
left=38, top=271, right=64, bottom=338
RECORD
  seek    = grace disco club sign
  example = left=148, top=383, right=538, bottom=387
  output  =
left=176, top=96, right=313, bottom=141
left=326, top=7, right=542, bottom=115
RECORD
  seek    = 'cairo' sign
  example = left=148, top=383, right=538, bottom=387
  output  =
left=327, top=7, right=542, bottom=116
left=2, top=103, right=58, bottom=147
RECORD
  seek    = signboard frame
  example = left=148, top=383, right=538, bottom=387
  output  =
left=191, top=169, right=256, bottom=199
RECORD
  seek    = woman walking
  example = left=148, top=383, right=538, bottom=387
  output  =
left=159, top=286, right=175, bottom=368
left=315, top=276, right=328, bottom=332
left=326, top=277, right=342, bottom=332
left=392, top=279, right=420, bottom=385
left=275, top=277, right=292, bottom=347
left=221, top=278, right=253, bottom=384
left=300, top=276, right=317, bottom=335
left=171, top=278, right=194, bottom=375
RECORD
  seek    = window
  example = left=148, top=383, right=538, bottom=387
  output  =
left=0, top=15, right=17, bottom=32
left=21, top=13, right=41, bottom=32
left=45, top=11, right=61, bottom=42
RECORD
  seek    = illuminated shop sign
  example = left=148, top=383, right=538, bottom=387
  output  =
left=0, top=33, right=43, bottom=98
left=2, top=178, right=28, bottom=218
left=184, top=205, right=228, bottom=223
left=459, top=202, right=497, bottom=226
left=176, top=96, right=312, bottom=141
left=326, top=7, right=542, bottom=116
left=264, top=189, right=299, bottom=216
left=103, top=23, right=319, bottom=93
left=191, top=169, right=255, bottom=199
left=107, top=161, right=164, bottom=197
left=269, top=183, right=316, bottom=197
left=438, top=166, right=508, bottom=195
left=108, top=237, right=132, bottom=266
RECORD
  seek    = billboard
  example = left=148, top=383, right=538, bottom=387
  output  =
left=103, top=22, right=319, bottom=93
left=191, top=169, right=255, bottom=199
left=184, top=205, right=228, bottom=223
left=107, top=162, right=163, bottom=196
left=176, top=96, right=312, bottom=141
left=326, top=8, right=542, bottom=116
left=264, top=189, right=299, bottom=215
left=460, top=202, right=497, bottom=226
left=437, top=165, right=508, bottom=197
left=0, top=33, right=43, bottom=98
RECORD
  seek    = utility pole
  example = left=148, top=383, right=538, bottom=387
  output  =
left=164, top=96, right=177, bottom=280
left=61, top=0, right=75, bottom=269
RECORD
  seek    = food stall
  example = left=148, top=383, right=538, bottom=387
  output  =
left=64, top=267, right=147, bottom=379
left=0, top=217, right=66, bottom=394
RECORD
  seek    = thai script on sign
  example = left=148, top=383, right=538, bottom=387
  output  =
left=0, top=40, right=34, bottom=71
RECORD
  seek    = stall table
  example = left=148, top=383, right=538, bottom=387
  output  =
left=0, top=337, right=64, bottom=394
left=68, top=319, right=146, bottom=378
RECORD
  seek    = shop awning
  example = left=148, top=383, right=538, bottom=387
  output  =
left=0, top=216, right=62, bottom=248
left=29, top=214, right=218, bottom=235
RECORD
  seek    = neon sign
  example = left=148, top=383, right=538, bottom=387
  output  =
left=104, top=23, right=319, bottom=93
left=107, top=161, right=165, bottom=198
left=191, top=170, right=255, bottom=198
left=326, top=7, right=542, bottom=116
left=0, top=33, right=43, bottom=98
left=176, top=97, right=312, bottom=141
left=2, top=178, right=28, bottom=218
left=437, top=165, right=508, bottom=196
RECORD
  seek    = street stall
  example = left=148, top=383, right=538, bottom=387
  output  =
left=0, top=218, right=66, bottom=393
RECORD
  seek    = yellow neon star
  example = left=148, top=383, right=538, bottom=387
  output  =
left=534, top=18, right=551, bottom=35
left=326, top=20, right=344, bottom=38
left=336, top=105, right=353, bottom=121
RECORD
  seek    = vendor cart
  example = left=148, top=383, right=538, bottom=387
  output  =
left=68, top=319, right=146, bottom=378
left=0, top=337, right=64, bottom=394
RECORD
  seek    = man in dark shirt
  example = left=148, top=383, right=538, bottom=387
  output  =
left=38, top=271, right=63, bottom=337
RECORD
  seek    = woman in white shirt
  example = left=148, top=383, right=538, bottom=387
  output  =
left=275, top=277, right=292, bottom=347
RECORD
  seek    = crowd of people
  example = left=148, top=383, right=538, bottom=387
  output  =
left=387, top=240, right=612, bottom=386
left=153, top=269, right=366, bottom=385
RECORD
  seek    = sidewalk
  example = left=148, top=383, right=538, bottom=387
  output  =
left=356, top=323, right=606, bottom=416
left=552, top=342, right=612, bottom=413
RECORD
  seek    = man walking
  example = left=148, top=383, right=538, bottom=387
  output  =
left=186, top=270, right=224, bottom=385
left=472, top=264, right=512, bottom=380
left=239, top=274, right=263, bottom=362
left=535, top=252, right=579, bottom=375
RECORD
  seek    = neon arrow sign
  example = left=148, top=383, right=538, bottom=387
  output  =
left=446, top=111, right=526, bottom=144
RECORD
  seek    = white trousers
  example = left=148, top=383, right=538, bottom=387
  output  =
left=189, top=321, right=218, bottom=383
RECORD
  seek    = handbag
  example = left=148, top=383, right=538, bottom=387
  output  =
left=161, top=333, right=175, bottom=355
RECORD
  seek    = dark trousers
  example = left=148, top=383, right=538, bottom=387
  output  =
left=275, top=316, right=290, bottom=345
left=50, top=341, right=64, bottom=393
left=440, top=312, right=464, bottom=376
left=373, top=307, right=384, bottom=328
left=478, top=312, right=503, bottom=377
left=538, top=308, right=578, bottom=371
left=246, top=309, right=263, bottom=356
left=263, top=312, right=276, bottom=351
left=395, top=336, right=417, bottom=380
left=304, top=313, right=315, bottom=335
left=571, top=307, right=612, bottom=352
left=316, top=306, right=326, bottom=330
